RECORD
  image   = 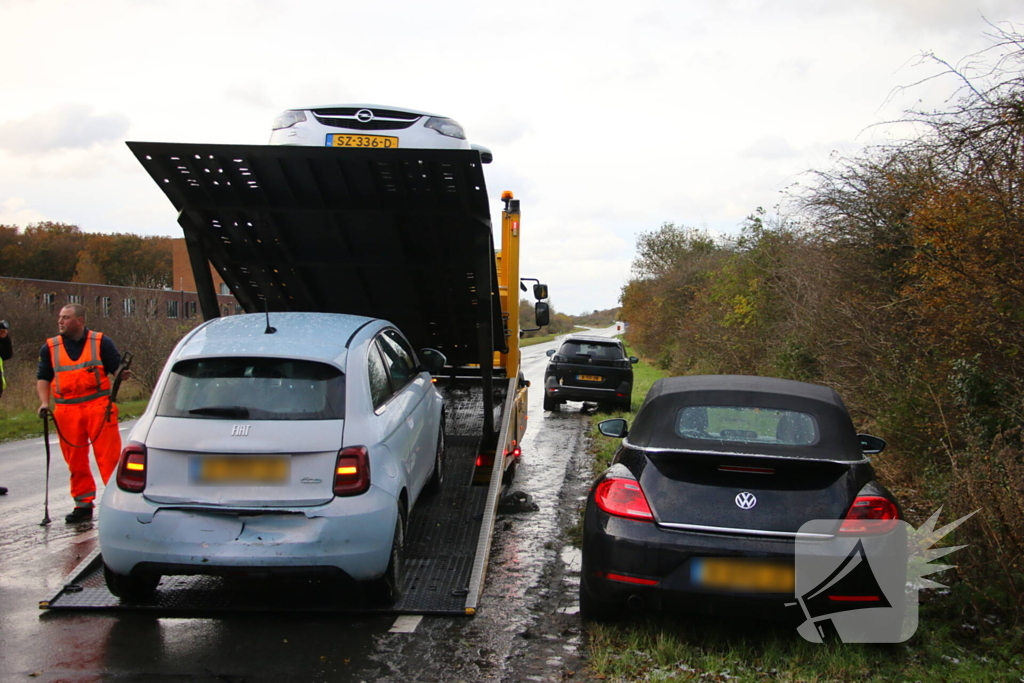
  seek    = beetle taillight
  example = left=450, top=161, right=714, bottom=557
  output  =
left=116, top=442, right=147, bottom=493
left=593, top=478, right=654, bottom=522
left=333, top=446, right=370, bottom=496
left=839, top=495, right=899, bottom=533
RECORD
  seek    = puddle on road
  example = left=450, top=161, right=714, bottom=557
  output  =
left=362, top=354, right=599, bottom=682
left=559, top=545, right=581, bottom=571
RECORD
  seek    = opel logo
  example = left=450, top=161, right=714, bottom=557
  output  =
left=356, top=109, right=374, bottom=123
left=735, top=492, right=757, bottom=509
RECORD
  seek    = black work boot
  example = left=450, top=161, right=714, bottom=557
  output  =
left=65, top=507, right=94, bottom=523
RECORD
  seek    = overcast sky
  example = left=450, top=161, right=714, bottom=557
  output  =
left=1, top=0, right=1020, bottom=314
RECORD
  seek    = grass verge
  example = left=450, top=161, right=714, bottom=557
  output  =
left=0, top=396, right=150, bottom=444
left=580, top=346, right=1024, bottom=681
left=589, top=343, right=666, bottom=473
left=586, top=598, right=1023, bottom=682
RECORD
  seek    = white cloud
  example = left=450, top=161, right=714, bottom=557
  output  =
left=857, top=0, right=1019, bottom=32
left=0, top=103, right=129, bottom=155
left=0, top=0, right=1020, bottom=312
left=742, top=136, right=798, bottom=161
left=0, top=197, right=47, bottom=226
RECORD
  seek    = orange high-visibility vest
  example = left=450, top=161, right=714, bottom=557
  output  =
left=47, top=331, right=112, bottom=405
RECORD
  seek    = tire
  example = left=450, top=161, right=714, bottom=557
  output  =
left=543, top=394, right=560, bottom=412
left=579, top=556, right=622, bottom=623
left=502, top=456, right=518, bottom=487
left=371, top=506, right=406, bottom=604
left=103, top=563, right=160, bottom=601
left=424, top=420, right=445, bottom=494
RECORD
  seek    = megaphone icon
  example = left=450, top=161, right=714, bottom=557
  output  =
left=792, top=539, right=891, bottom=642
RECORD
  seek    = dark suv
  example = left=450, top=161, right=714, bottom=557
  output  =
left=544, top=335, right=638, bottom=412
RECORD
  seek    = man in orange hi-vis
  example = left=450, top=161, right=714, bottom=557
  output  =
left=37, top=304, right=129, bottom=523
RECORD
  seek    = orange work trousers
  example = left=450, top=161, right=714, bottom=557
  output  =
left=54, top=399, right=121, bottom=508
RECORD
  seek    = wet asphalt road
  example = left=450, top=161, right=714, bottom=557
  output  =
left=0, top=325, right=619, bottom=682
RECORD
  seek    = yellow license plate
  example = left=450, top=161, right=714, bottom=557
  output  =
left=329, top=134, right=399, bottom=149
left=193, top=456, right=290, bottom=484
left=691, top=558, right=794, bottom=593
left=577, top=374, right=603, bottom=382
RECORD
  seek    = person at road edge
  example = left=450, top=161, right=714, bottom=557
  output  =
left=0, top=319, right=12, bottom=496
left=36, top=304, right=129, bottom=522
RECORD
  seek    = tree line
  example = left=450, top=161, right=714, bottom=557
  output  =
left=620, top=26, right=1024, bottom=619
left=0, top=222, right=172, bottom=288
left=518, top=298, right=576, bottom=337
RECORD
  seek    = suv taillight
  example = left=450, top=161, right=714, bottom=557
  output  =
left=593, top=477, right=654, bottom=522
left=839, top=495, right=899, bottom=533
left=116, top=442, right=147, bottom=493
left=334, top=446, right=370, bottom=496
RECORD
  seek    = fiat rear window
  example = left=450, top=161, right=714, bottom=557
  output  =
left=157, top=357, right=345, bottom=420
left=675, top=406, right=818, bottom=446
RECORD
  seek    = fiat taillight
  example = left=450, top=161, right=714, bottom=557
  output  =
left=334, top=446, right=370, bottom=496
left=116, top=442, right=147, bottom=493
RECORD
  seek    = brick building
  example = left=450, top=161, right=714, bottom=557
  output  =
left=0, top=239, right=239, bottom=321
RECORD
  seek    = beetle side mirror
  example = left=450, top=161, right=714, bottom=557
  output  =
left=535, top=301, right=550, bottom=328
left=419, top=348, right=447, bottom=375
left=858, top=434, right=886, bottom=454
left=598, top=418, right=629, bottom=438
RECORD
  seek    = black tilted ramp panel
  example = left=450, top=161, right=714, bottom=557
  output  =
left=42, top=386, right=492, bottom=616
left=126, top=142, right=506, bottom=367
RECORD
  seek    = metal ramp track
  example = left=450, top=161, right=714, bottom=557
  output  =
left=41, top=386, right=499, bottom=616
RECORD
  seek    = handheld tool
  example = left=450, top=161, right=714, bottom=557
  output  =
left=40, top=409, right=51, bottom=526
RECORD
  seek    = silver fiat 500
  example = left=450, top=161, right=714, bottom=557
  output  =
left=99, top=312, right=445, bottom=602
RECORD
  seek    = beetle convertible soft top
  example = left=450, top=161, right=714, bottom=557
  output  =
left=625, top=375, right=865, bottom=462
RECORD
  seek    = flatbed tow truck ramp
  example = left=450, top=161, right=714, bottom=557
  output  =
left=42, top=385, right=502, bottom=616
left=42, top=143, right=535, bottom=616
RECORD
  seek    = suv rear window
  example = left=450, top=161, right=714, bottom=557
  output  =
left=557, top=341, right=624, bottom=361
left=675, top=406, right=818, bottom=445
left=157, top=357, right=345, bottom=420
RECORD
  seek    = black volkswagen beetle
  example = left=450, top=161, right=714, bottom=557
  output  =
left=580, top=375, right=902, bottom=623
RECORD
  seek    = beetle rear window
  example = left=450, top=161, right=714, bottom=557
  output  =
left=157, top=357, right=345, bottom=420
left=675, top=406, right=818, bottom=445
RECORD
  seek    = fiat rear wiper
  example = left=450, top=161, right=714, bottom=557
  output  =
left=188, top=405, right=251, bottom=418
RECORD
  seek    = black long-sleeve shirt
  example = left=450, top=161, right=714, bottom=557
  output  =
left=37, top=330, right=122, bottom=381
left=0, top=333, right=11, bottom=362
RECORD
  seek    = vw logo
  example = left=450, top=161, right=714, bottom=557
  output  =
left=356, top=109, right=374, bottom=123
left=735, top=492, right=757, bottom=509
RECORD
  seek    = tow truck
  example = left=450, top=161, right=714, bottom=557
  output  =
left=41, top=143, right=547, bottom=616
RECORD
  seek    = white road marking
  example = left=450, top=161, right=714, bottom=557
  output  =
left=388, top=615, right=423, bottom=633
